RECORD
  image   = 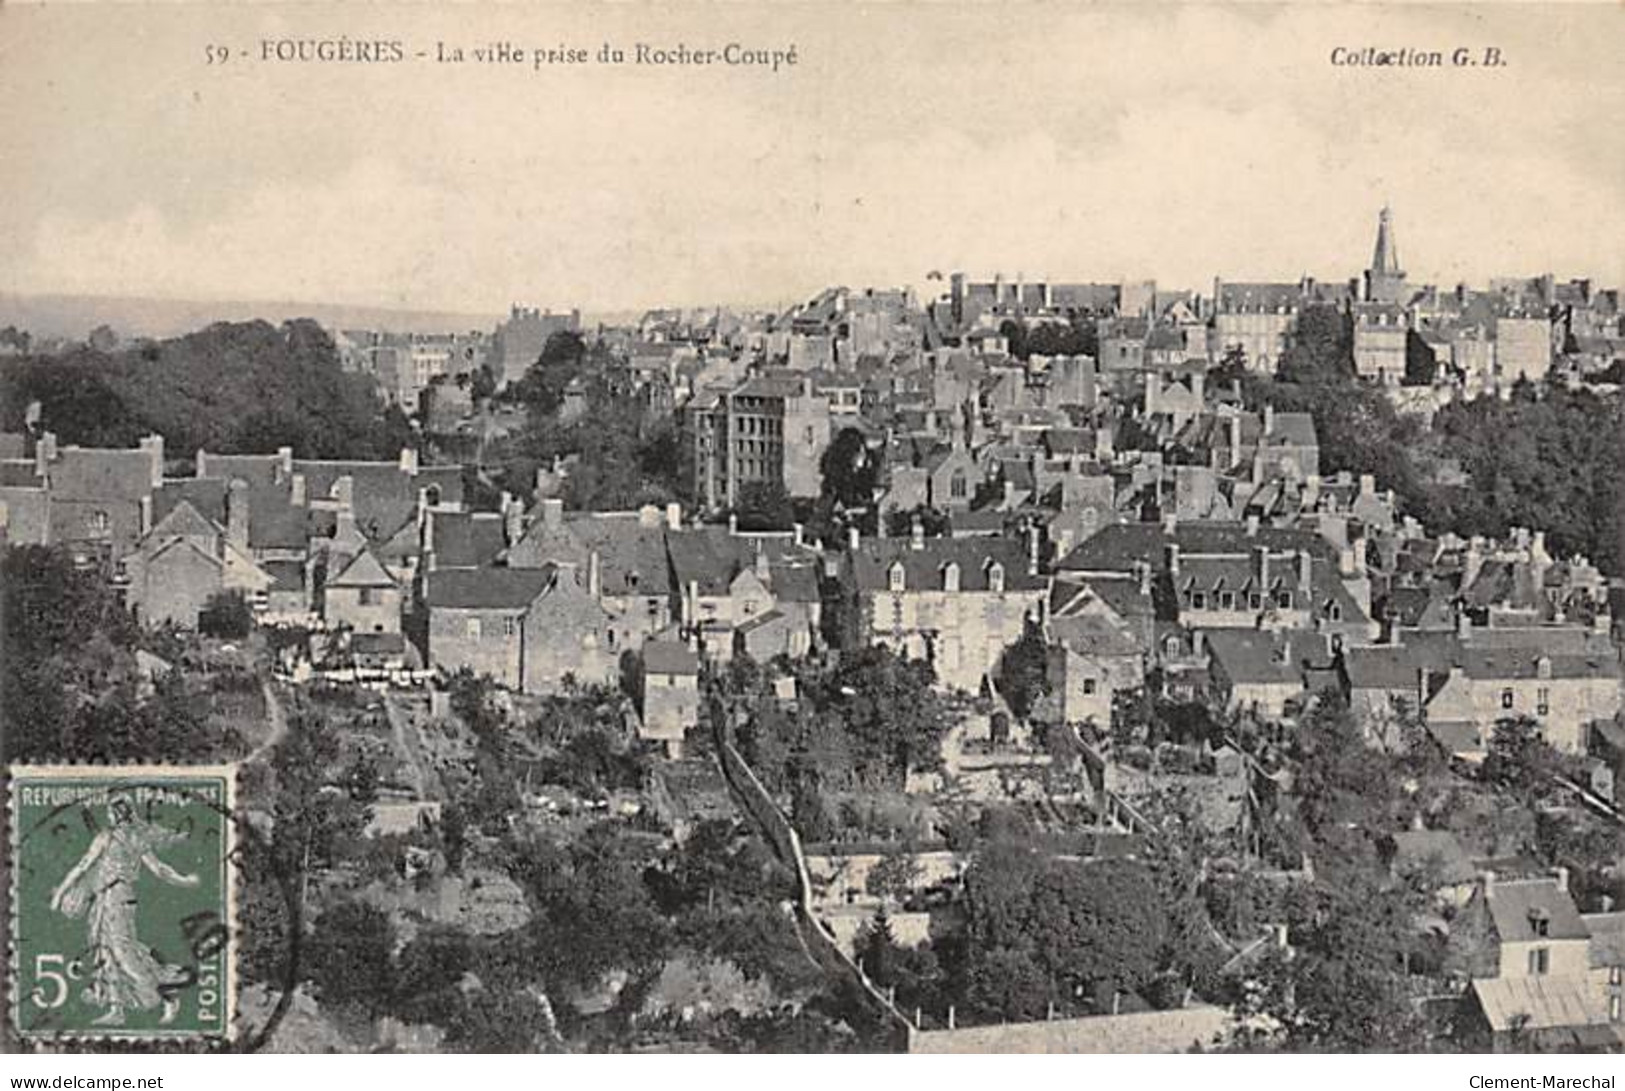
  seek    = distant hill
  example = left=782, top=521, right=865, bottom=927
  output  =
left=0, top=293, right=505, bottom=341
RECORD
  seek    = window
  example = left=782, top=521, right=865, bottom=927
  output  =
left=949, top=471, right=967, bottom=500
left=1191, top=591, right=1207, bottom=610
left=88, top=510, right=110, bottom=535
left=1532, top=917, right=1550, bottom=938
left=1501, top=688, right=1515, bottom=710
left=1328, top=603, right=1342, bottom=621
left=503, top=617, right=517, bottom=638
left=1218, top=591, right=1234, bottom=610
left=1528, top=948, right=1549, bottom=975
left=1249, top=593, right=1262, bottom=610
left=1082, top=678, right=1097, bottom=696
left=465, top=617, right=482, bottom=640
left=1612, top=995, right=1622, bottom=1024
left=358, top=588, right=376, bottom=606
left=889, top=564, right=906, bottom=593
left=1537, top=688, right=1550, bottom=716
left=1276, top=591, right=1292, bottom=609
left=1610, top=966, right=1623, bottom=986
left=987, top=563, right=1005, bottom=594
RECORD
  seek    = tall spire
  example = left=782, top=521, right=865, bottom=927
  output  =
left=1371, top=205, right=1402, bottom=277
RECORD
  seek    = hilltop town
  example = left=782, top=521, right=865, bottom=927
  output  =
left=2, top=208, right=1623, bottom=1053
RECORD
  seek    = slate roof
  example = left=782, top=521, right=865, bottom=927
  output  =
left=666, top=527, right=815, bottom=597
left=295, top=460, right=464, bottom=543
left=152, top=476, right=311, bottom=551
left=1216, top=282, right=1300, bottom=312
left=263, top=560, right=305, bottom=592
left=642, top=639, right=699, bottom=676
left=851, top=537, right=1044, bottom=593
left=429, top=511, right=508, bottom=569
left=1204, top=630, right=1328, bottom=687
left=1583, top=913, right=1625, bottom=971
left=561, top=515, right=674, bottom=598
left=1057, top=522, right=1334, bottom=574
left=327, top=548, right=397, bottom=589
left=1487, top=878, right=1590, bottom=943
left=0, top=460, right=41, bottom=487
left=48, top=447, right=154, bottom=502
left=425, top=567, right=555, bottom=610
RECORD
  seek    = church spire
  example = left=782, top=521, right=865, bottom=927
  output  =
left=1371, top=205, right=1402, bottom=277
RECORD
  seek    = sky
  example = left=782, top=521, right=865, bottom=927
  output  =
left=2, top=3, right=1622, bottom=315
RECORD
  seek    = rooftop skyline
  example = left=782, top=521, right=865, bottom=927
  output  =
left=3, top=4, right=1622, bottom=315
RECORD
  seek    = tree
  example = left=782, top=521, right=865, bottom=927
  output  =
left=996, top=620, right=1050, bottom=722
left=1481, top=716, right=1563, bottom=799
left=392, top=926, right=476, bottom=1026
left=304, top=900, right=396, bottom=1016
left=198, top=590, right=253, bottom=639
left=866, top=851, right=922, bottom=904
left=819, top=427, right=879, bottom=510
left=1403, top=331, right=1439, bottom=386
left=734, top=479, right=794, bottom=531
left=821, top=646, right=948, bottom=784
left=998, top=319, right=1028, bottom=360
left=1276, top=305, right=1352, bottom=383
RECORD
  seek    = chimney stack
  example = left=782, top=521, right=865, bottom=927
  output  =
left=34, top=431, right=56, bottom=479
left=399, top=447, right=419, bottom=476
left=276, top=446, right=294, bottom=483
left=1246, top=513, right=1260, bottom=537
left=138, top=434, right=164, bottom=489
left=1297, top=549, right=1312, bottom=593
left=1263, top=404, right=1275, bottom=436
left=504, top=494, right=524, bottom=546
left=910, top=517, right=925, bottom=552
left=1165, top=542, right=1181, bottom=577
left=754, top=543, right=771, bottom=582
left=847, top=525, right=860, bottom=552
left=587, top=549, right=602, bottom=598
left=542, top=498, right=564, bottom=530
left=226, top=479, right=250, bottom=550
left=666, top=502, right=682, bottom=531
left=290, top=473, right=307, bottom=507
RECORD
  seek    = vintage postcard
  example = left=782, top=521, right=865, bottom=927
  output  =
left=1, top=0, right=1623, bottom=1062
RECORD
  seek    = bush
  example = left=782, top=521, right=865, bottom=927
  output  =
left=198, top=591, right=253, bottom=639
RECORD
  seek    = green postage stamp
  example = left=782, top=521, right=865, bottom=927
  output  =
left=9, top=765, right=236, bottom=1042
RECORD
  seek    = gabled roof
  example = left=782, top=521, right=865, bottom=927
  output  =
left=327, top=548, right=397, bottom=589
left=666, top=527, right=814, bottom=598
left=1205, top=630, right=1327, bottom=687
left=47, top=446, right=154, bottom=503
left=1470, top=975, right=1619, bottom=1035
left=145, top=497, right=220, bottom=542
left=425, top=566, right=555, bottom=610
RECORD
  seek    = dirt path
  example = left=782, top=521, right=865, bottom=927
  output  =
left=249, top=678, right=290, bottom=764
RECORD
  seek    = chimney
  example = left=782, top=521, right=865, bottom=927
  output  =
left=1144, top=371, right=1157, bottom=415
left=1165, top=542, right=1181, bottom=577
left=639, top=504, right=661, bottom=529
left=276, top=446, right=294, bottom=483
left=504, top=495, right=524, bottom=546
left=910, top=517, right=925, bottom=552
left=1553, top=865, right=1568, bottom=893
left=422, top=507, right=436, bottom=556
left=290, top=473, right=307, bottom=507
left=1162, top=512, right=1177, bottom=535
left=1002, top=478, right=1015, bottom=510
left=1263, top=404, right=1275, bottom=436
left=1456, top=610, right=1471, bottom=639
left=1297, top=549, right=1312, bottom=593
left=399, top=447, right=419, bottom=476
left=1353, top=536, right=1367, bottom=572
left=666, top=502, right=682, bottom=531
left=792, top=522, right=804, bottom=547
left=728, top=512, right=739, bottom=537
left=1479, top=870, right=1496, bottom=899
left=1304, top=474, right=1322, bottom=509
left=34, top=431, right=56, bottom=479
left=542, top=498, right=564, bottom=530
left=1246, top=513, right=1260, bottom=537
left=334, top=474, right=355, bottom=511
left=1339, top=546, right=1356, bottom=576
left=1227, top=415, right=1241, bottom=464
left=847, top=525, right=860, bottom=552
left=1254, top=546, right=1270, bottom=591
left=1251, top=453, right=1265, bottom=486
left=1137, top=561, right=1151, bottom=597
left=226, top=479, right=250, bottom=550
left=754, top=544, right=771, bottom=582
left=1027, top=524, right=1040, bottom=576
left=1358, top=473, right=1375, bottom=497
left=587, top=549, right=601, bottom=597
left=139, top=494, right=152, bottom=537
left=195, top=448, right=208, bottom=478
left=138, top=434, right=164, bottom=489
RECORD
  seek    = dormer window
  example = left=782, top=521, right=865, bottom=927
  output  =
left=1191, top=591, right=1207, bottom=610
left=1529, top=908, right=1550, bottom=938
left=987, top=562, right=1005, bottom=594
left=1328, top=603, right=1342, bottom=622
left=888, top=562, right=906, bottom=593
left=1218, top=591, right=1234, bottom=610
left=943, top=562, right=961, bottom=593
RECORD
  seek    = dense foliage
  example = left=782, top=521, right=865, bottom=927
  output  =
left=0, top=320, right=414, bottom=459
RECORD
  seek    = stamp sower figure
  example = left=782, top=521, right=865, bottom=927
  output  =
left=48, top=794, right=199, bottom=1027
